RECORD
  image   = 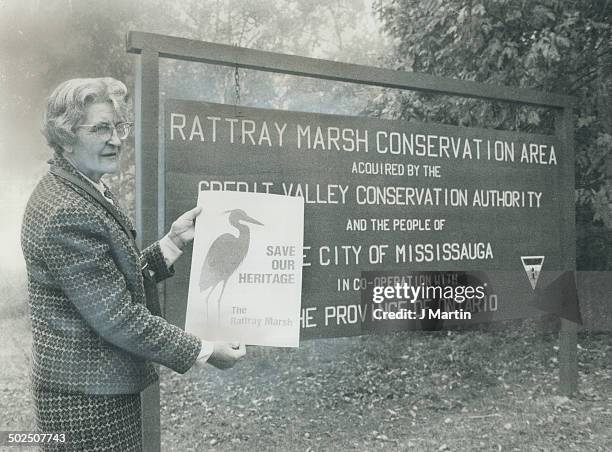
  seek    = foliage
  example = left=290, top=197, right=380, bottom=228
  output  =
left=161, top=330, right=612, bottom=450
left=1, top=0, right=386, bottom=218
left=372, top=0, right=612, bottom=268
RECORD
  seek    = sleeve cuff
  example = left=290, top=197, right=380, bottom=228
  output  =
left=159, top=235, right=183, bottom=268
left=141, top=242, right=175, bottom=282
left=197, top=340, right=215, bottom=362
left=175, top=332, right=204, bottom=374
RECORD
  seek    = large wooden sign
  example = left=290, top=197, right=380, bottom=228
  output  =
left=128, top=33, right=578, bottom=450
left=163, top=100, right=571, bottom=339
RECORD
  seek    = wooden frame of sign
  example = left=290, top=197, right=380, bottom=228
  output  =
left=126, top=31, right=577, bottom=452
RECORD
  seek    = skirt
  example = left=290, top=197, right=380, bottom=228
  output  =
left=33, top=386, right=142, bottom=452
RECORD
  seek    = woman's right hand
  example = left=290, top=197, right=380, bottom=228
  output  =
left=206, top=342, right=246, bottom=370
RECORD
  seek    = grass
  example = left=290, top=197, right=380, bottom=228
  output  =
left=1, top=282, right=610, bottom=451
left=159, top=327, right=611, bottom=451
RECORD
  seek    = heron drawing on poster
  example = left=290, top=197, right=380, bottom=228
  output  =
left=200, top=209, right=264, bottom=324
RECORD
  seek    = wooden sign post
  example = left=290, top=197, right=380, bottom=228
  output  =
left=127, top=31, right=577, bottom=451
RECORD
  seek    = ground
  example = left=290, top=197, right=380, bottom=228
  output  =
left=2, top=314, right=611, bottom=451
left=158, top=328, right=612, bottom=451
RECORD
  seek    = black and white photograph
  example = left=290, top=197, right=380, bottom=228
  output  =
left=1, top=0, right=611, bottom=450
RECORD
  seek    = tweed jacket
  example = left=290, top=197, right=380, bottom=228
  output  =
left=21, top=154, right=201, bottom=395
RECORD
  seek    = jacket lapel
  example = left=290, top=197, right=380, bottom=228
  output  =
left=99, top=181, right=138, bottom=240
left=48, top=155, right=138, bottom=244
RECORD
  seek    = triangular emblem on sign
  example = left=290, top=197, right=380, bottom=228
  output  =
left=521, top=256, right=545, bottom=290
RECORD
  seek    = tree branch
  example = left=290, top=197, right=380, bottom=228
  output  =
left=569, top=67, right=601, bottom=93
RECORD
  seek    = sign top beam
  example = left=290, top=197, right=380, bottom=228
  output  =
left=127, top=31, right=575, bottom=109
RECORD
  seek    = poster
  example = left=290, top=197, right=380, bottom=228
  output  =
left=185, top=190, right=304, bottom=347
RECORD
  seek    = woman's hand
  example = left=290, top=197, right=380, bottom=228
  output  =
left=207, top=342, right=246, bottom=369
left=167, top=206, right=202, bottom=250
left=194, top=342, right=246, bottom=370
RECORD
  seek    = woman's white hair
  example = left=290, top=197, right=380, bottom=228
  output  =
left=42, top=77, right=129, bottom=153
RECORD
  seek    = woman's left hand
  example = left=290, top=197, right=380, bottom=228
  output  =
left=167, top=206, right=202, bottom=250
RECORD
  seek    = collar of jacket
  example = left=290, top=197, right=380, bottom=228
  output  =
left=48, top=153, right=138, bottom=243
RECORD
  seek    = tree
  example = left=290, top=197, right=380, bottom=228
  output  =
left=372, top=0, right=612, bottom=269
left=1, top=0, right=386, bottom=219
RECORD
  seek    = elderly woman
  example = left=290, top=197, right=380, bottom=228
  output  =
left=21, top=77, right=245, bottom=451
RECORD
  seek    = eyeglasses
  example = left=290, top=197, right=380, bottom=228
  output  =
left=76, top=122, right=133, bottom=140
